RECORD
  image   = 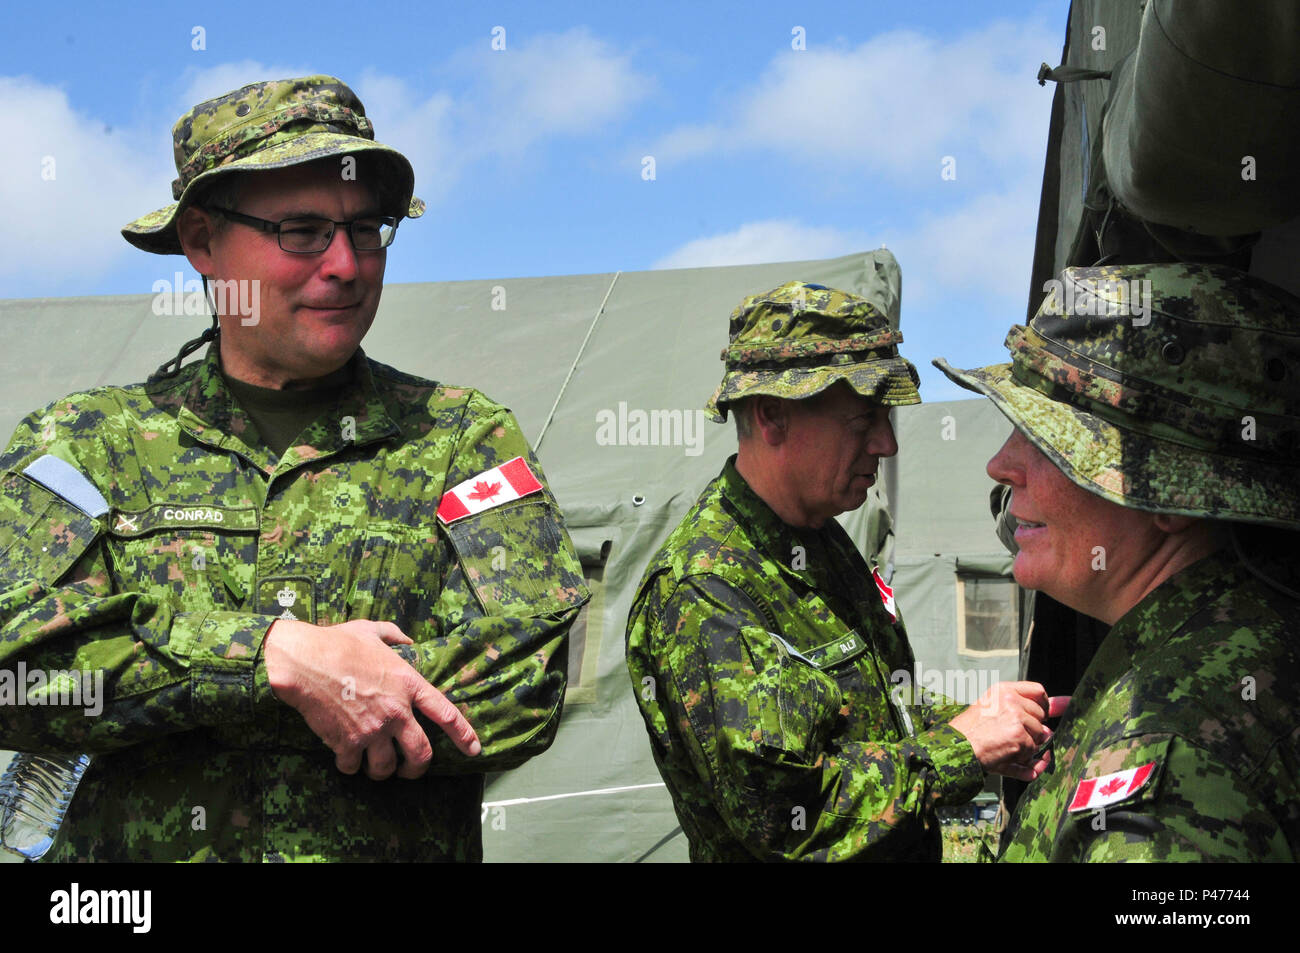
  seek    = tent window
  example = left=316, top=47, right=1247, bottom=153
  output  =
left=955, top=574, right=1018, bottom=657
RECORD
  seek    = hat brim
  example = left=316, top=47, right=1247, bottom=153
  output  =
left=706, top=356, right=920, bottom=423
left=122, top=133, right=425, bottom=255
left=933, top=357, right=1300, bottom=529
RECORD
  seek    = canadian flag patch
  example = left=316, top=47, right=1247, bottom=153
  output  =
left=872, top=567, right=897, bottom=622
left=1068, top=763, right=1156, bottom=813
left=436, top=457, right=543, bottom=525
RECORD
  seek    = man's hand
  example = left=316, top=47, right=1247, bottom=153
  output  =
left=263, top=619, right=481, bottom=780
left=949, top=681, right=1061, bottom=782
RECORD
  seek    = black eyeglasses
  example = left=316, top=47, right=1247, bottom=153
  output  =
left=207, top=207, right=399, bottom=253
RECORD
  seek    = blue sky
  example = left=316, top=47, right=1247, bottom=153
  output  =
left=3, top=0, right=1070, bottom=399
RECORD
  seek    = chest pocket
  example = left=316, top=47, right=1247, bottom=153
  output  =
left=107, top=504, right=259, bottom=614
left=343, top=520, right=446, bottom=633
left=780, top=628, right=905, bottom=745
left=738, top=626, right=844, bottom=766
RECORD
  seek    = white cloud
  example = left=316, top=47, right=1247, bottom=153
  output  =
left=652, top=219, right=870, bottom=270
left=362, top=29, right=652, bottom=200
left=0, top=76, right=171, bottom=285
left=651, top=178, right=1039, bottom=282
left=0, top=32, right=650, bottom=288
left=653, top=18, right=1057, bottom=182
left=353, top=71, right=457, bottom=203
left=469, top=29, right=652, bottom=147
left=891, top=183, right=1042, bottom=306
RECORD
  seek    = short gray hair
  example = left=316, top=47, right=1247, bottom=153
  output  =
left=731, top=397, right=756, bottom=440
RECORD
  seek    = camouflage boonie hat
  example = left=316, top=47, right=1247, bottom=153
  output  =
left=122, top=75, right=425, bottom=255
left=935, top=263, right=1300, bottom=529
left=705, top=249, right=920, bottom=422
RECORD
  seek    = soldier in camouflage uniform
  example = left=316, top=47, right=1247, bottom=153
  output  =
left=0, top=76, right=588, bottom=861
left=626, top=252, right=1056, bottom=862
left=936, top=262, right=1300, bottom=861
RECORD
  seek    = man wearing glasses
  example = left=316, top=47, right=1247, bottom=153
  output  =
left=0, top=76, right=587, bottom=861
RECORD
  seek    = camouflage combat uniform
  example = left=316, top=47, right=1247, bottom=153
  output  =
left=627, top=265, right=985, bottom=862
left=936, top=262, right=1300, bottom=862
left=0, top=344, right=587, bottom=861
left=999, top=550, right=1300, bottom=861
left=627, top=459, right=982, bottom=861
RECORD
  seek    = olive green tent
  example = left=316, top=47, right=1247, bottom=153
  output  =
left=0, top=251, right=1020, bottom=862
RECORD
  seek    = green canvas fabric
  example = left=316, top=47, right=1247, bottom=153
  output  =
left=1101, top=1, right=1300, bottom=237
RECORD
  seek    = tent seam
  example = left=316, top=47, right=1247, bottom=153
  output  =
left=532, top=271, right=621, bottom=453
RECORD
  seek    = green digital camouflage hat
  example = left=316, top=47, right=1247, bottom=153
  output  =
left=122, top=75, right=425, bottom=255
left=935, top=263, right=1300, bottom=529
left=706, top=250, right=920, bottom=422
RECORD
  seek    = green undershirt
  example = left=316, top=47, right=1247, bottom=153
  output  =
left=224, top=364, right=354, bottom=458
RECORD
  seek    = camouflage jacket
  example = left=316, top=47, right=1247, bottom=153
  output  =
left=0, top=344, right=587, bottom=861
left=1000, top=549, right=1300, bottom=861
left=625, top=458, right=983, bottom=862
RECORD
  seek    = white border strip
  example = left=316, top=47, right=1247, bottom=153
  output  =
left=483, top=781, right=665, bottom=809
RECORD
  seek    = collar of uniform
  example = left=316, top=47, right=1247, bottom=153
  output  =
left=1106, top=547, right=1240, bottom=658
left=177, top=344, right=400, bottom=469
left=280, top=351, right=400, bottom=466
left=176, top=343, right=270, bottom=467
left=716, top=455, right=843, bottom=595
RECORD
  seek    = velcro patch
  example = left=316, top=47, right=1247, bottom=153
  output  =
left=1068, top=762, right=1157, bottom=812
left=22, top=454, right=108, bottom=519
left=437, top=457, right=543, bottom=525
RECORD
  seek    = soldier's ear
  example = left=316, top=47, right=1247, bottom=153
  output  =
left=752, top=396, right=789, bottom=446
left=176, top=205, right=220, bottom=277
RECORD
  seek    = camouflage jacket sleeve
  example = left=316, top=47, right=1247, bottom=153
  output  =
left=636, top=571, right=983, bottom=861
left=391, top=391, right=588, bottom=774
left=0, top=406, right=282, bottom=754
left=917, top=699, right=968, bottom=732
left=1036, top=735, right=1295, bottom=862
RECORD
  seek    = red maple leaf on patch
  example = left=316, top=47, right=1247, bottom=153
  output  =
left=1099, top=777, right=1127, bottom=797
left=468, top=480, right=502, bottom=502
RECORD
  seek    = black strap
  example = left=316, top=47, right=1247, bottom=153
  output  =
left=151, top=275, right=219, bottom=380
left=1037, top=62, right=1111, bottom=86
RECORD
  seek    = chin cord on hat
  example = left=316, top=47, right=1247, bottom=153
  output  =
left=151, top=276, right=221, bottom=380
